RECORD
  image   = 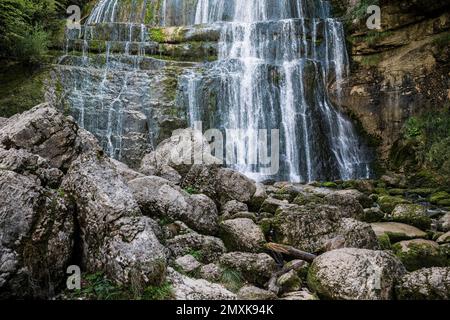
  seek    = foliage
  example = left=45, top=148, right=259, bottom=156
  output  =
left=220, top=268, right=244, bottom=292
left=348, top=0, right=380, bottom=21
left=66, top=272, right=174, bottom=300
left=390, top=107, right=450, bottom=186
left=0, top=0, right=67, bottom=64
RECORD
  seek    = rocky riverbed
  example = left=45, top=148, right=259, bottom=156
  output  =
left=0, top=104, right=449, bottom=300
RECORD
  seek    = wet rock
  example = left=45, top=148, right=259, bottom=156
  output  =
left=308, top=248, right=406, bottom=300
left=391, top=204, right=431, bottom=230
left=237, top=286, right=277, bottom=300
left=167, top=268, right=236, bottom=300
left=220, top=218, right=266, bottom=253
left=174, top=255, right=202, bottom=274
left=393, top=239, right=448, bottom=271
left=396, top=267, right=450, bottom=300
left=272, top=204, right=379, bottom=253
left=0, top=171, right=74, bottom=298
left=0, top=104, right=80, bottom=171
left=220, top=252, right=278, bottom=287
left=61, top=152, right=167, bottom=287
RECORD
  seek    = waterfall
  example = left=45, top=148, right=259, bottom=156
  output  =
left=184, top=0, right=371, bottom=182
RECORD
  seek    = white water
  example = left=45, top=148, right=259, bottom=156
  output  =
left=185, top=0, right=371, bottom=182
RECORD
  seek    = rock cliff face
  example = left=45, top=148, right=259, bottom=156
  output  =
left=329, top=0, right=450, bottom=161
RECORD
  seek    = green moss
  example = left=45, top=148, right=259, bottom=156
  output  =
left=377, top=195, right=409, bottom=214
left=322, top=182, right=338, bottom=188
left=149, top=28, right=166, bottom=43
left=430, top=191, right=450, bottom=204
left=142, top=281, right=174, bottom=300
left=360, top=54, right=381, bottom=67
left=388, top=188, right=406, bottom=196
left=184, top=186, right=199, bottom=195
left=393, top=242, right=448, bottom=272
left=0, top=62, right=49, bottom=117
left=377, top=234, right=392, bottom=250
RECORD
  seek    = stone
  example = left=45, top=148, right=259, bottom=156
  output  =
left=396, top=267, right=450, bottom=300
left=260, top=197, right=290, bottom=214
left=308, top=248, right=406, bottom=300
left=277, top=270, right=302, bottom=294
left=237, top=286, right=277, bottom=300
left=393, top=239, right=448, bottom=271
left=166, top=231, right=226, bottom=264
left=110, top=158, right=145, bottom=182
left=0, top=104, right=80, bottom=171
left=391, top=204, right=431, bottom=230
left=323, top=190, right=366, bottom=217
left=61, top=152, right=167, bottom=287
left=215, top=168, right=257, bottom=204
left=371, top=222, right=427, bottom=242
left=377, top=196, right=410, bottom=214
left=437, top=231, right=450, bottom=244
left=199, top=264, right=222, bottom=282
left=167, top=268, right=236, bottom=300
left=249, top=183, right=268, bottom=211
left=0, top=171, right=73, bottom=298
left=430, top=191, right=450, bottom=205
left=362, top=207, right=385, bottom=223
left=221, top=200, right=248, bottom=217
left=220, top=252, right=278, bottom=287
left=281, top=290, right=317, bottom=300
left=219, top=218, right=266, bottom=253
left=174, top=255, right=202, bottom=274
left=438, top=213, right=450, bottom=232
left=128, top=176, right=219, bottom=235
left=272, top=204, right=379, bottom=253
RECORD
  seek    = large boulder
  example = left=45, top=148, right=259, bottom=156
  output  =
left=220, top=252, right=278, bottom=287
left=128, top=176, right=219, bottom=235
left=0, top=104, right=80, bottom=171
left=271, top=204, right=379, bottom=253
left=166, top=229, right=226, bottom=264
left=371, top=222, right=427, bottom=242
left=391, top=204, right=431, bottom=230
left=308, top=248, right=406, bottom=300
left=396, top=267, right=450, bottom=300
left=61, top=150, right=167, bottom=288
left=323, top=191, right=365, bottom=218
left=0, top=170, right=74, bottom=298
left=219, top=218, right=266, bottom=253
left=438, top=213, right=450, bottom=232
left=167, top=268, right=236, bottom=300
left=393, top=239, right=448, bottom=271
left=237, top=285, right=277, bottom=300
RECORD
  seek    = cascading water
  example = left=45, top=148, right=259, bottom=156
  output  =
left=183, top=0, right=372, bottom=182
left=55, top=0, right=371, bottom=181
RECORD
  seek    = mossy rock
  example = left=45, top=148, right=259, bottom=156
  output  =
left=388, top=189, right=406, bottom=196
left=377, top=234, right=392, bottom=250
left=361, top=207, right=385, bottom=223
left=292, top=193, right=324, bottom=206
left=408, top=188, right=436, bottom=197
left=430, top=191, right=450, bottom=204
left=391, top=204, right=432, bottom=230
left=393, top=239, right=448, bottom=272
left=374, top=188, right=389, bottom=195
left=377, top=195, right=410, bottom=214
left=322, top=182, right=338, bottom=189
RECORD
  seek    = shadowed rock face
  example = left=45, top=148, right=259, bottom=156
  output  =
left=329, top=0, right=450, bottom=161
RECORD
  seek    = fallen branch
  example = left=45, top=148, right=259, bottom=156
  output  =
left=265, top=242, right=317, bottom=263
